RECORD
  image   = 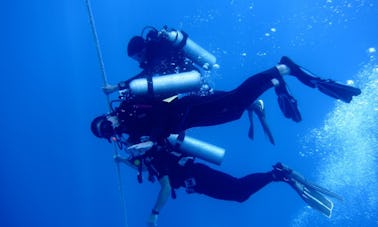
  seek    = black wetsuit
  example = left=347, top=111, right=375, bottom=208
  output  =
left=115, top=67, right=281, bottom=140
left=149, top=148, right=274, bottom=202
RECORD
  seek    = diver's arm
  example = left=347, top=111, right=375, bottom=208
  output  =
left=103, top=80, right=128, bottom=94
left=103, top=72, right=145, bottom=94
left=153, top=175, right=172, bottom=214
left=102, top=84, right=119, bottom=94
left=147, top=175, right=172, bottom=226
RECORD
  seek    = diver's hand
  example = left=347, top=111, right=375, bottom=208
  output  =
left=102, top=84, right=118, bottom=94
left=127, top=141, right=154, bottom=154
left=147, top=214, right=158, bottom=227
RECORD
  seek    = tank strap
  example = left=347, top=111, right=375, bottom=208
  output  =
left=177, top=131, right=185, bottom=143
left=177, top=30, right=188, bottom=49
left=171, top=131, right=186, bottom=152
left=176, top=104, right=191, bottom=134
left=147, top=75, right=154, bottom=95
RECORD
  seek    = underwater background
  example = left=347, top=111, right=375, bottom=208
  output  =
left=1, top=0, right=377, bottom=226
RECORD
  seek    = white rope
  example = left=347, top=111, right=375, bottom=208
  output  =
left=85, top=0, right=108, bottom=86
left=84, top=1, right=129, bottom=226
left=85, top=0, right=112, bottom=109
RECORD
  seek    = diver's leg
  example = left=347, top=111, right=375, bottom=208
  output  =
left=223, top=64, right=302, bottom=123
left=178, top=67, right=286, bottom=128
left=191, top=163, right=273, bottom=202
left=235, top=171, right=275, bottom=202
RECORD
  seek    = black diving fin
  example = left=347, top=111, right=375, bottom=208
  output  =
left=247, top=100, right=275, bottom=145
left=280, top=56, right=361, bottom=103
left=273, top=76, right=302, bottom=123
left=277, top=92, right=302, bottom=122
left=315, top=79, right=361, bottom=103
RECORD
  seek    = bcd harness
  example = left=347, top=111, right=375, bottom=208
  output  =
left=114, top=135, right=195, bottom=199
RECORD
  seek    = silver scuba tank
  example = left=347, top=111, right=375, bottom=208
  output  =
left=129, top=70, right=202, bottom=97
left=161, top=29, right=217, bottom=70
left=167, top=134, right=226, bottom=165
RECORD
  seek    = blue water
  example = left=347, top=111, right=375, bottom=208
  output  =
left=1, top=1, right=377, bottom=227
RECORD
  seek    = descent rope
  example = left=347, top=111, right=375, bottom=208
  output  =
left=84, top=0, right=129, bottom=226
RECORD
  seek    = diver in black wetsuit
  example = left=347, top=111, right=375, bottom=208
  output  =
left=91, top=26, right=358, bottom=226
left=95, top=26, right=361, bottom=140
left=121, top=144, right=282, bottom=203
left=112, top=139, right=342, bottom=227
left=92, top=58, right=361, bottom=141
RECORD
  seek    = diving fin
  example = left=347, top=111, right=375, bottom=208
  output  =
left=247, top=100, right=275, bottom=145
left=288, top=170, right=344, bottom=217
left=273, top=74, right=302, bottom=122
left=280, top=56, right=361, bottom=103
left=273, top=162, right=343, bottom=218
left=291, top=179, right=334, bottom=217
left=277, top=93, right=302, bottom=122
left=315, top=79, right=361, bottom=103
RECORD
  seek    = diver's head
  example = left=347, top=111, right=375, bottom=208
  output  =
left=91, top=115, right=119, bottom=139
left=127, top=36, right=147, bottom=62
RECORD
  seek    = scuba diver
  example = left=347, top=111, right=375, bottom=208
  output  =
left=91, top=26, right=359, bottom=225
left=103, top=25, right=217, bottom=96
left=103, top=25, right=276, bottom=144
left=97, top=26, right=361, bottom=142
left=113, top=140, right=343, bottom=227
left=92, top=54, right=361, bottom=142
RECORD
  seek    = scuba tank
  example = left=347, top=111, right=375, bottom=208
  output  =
left=159, top=27, right=218, bottom=70
left=167, top=134, right=225, bottom=165
left=128, top=70, right=202, bottom=97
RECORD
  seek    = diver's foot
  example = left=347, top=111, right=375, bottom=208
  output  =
left=274, top=76, right=302, bottom=122
left=279, top=56, right=320, bottom=88
left=272, top=162, right=292, bottom=182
